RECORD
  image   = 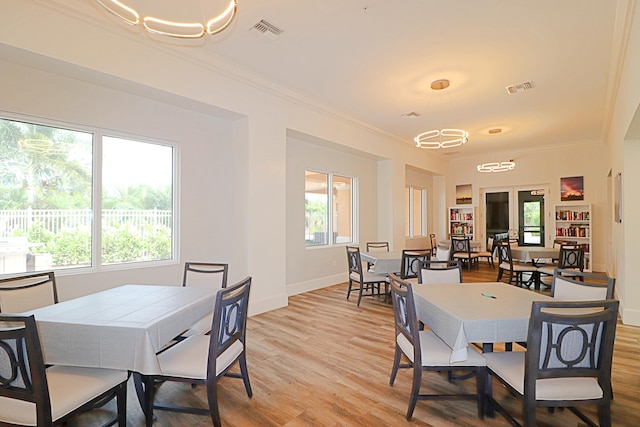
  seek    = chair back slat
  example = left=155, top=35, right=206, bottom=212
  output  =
left=525, top=300, right=619, bottom=396
left=400, top=250, right=430, bottom=279
left=0, top=272, right=58, bottom=313
left=0, top=314, right=52, bottom=424
left=366, top=242, right=389, bottom=252
left=551, top=269, right=615, bottom=300
left=182, top=262, right=228, bottom=290
left=208, top=277, right=251, bottom=379
left=418, top=260, right=463, bottom=284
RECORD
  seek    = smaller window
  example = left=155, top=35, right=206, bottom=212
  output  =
left=405, top=186, right=426, bottom=237
left=305, top=170, right=354, bottom=247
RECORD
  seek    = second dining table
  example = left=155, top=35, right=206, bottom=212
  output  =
left=412, top=281, right=555, bottom=363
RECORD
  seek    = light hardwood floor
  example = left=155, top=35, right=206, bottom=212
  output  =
left=71, top=263, right=639, bottom=426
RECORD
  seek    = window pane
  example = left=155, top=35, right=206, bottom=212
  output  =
left=305, top=171, right=328, bottom=246
left=102, top=136, right=173, bottom=264
left=0, top=117, right=93, bottom=274
left=333, top=175, right=352, bottom=244
left=412, top=188, right=423, bottom=236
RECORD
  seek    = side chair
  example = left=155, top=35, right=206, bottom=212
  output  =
left=485, top=299, right=619, bottom=427
left=0, top=314, right=129, bottom=426
left=551, top=268, right=615, bottom=300
left=345, top=246, right=387, bottom=306
left=400, top=249, right=430, bottom=280
left=181, top=262, right=228, bottom=336
left=495, top=240, right=537, bottom=287
left=451, top=235, right=479, bottom=271
left=0, top=271, right=58, bottom=313
left=135, top=277, right=253, bottom=427
left=417, top=260, right=463, bottom=284
left=387, top=274, right=486, bottom=421
left=365, top=241, right=389, bottom=271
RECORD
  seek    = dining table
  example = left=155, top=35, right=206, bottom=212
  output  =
left=24, top=284, right=217, bottom=375
left=412, top=281, right=555, bottom=363
left=360, top=251, right=404, bottom=274
left=510, top=246, right=560, bottom=289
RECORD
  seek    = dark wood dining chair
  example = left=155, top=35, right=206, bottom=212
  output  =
left=181, top=262, right=228, bottom=336
left=400, top=249, right=430, bottom=279
left=0, top=314, right=129, bottom=426
left=484, top=299, right=619, bottom=427
left=451, top=235, right=479, bottom=271
left=345, top=246, right=387, bottom=306
left=495, top=240, right=537, bottom=287
left=136, top=277, right=253, bottom=427
left=365, top=241, right=389, bottom=271
left=417, top=260, right=463, bottom=284
left=0, top=271, right=58, bottom=313
left=387, top=274, right=486, bottom=421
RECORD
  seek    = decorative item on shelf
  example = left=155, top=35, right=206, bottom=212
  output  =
left=414, top=79, right=469, bottom=149
left=95, top=0, right=238, bottom=39
left=476, top=159, right=515, bottom=173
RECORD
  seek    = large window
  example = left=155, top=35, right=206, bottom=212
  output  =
left=0, top=115, right=175, bottom=274
left=405, top=186, right=426, bottom=237
left=305, top=170, right=354, bottom=247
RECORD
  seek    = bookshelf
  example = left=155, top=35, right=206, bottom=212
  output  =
left=448, top=206, right=475, bottom=239
left=554, top=203, right=592, bottom=271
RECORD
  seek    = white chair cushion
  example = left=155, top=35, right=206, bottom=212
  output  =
left=499, top=261, right=536, bottom=272
left=484, top=351, right=603, bottom=400
left=158, top=335, right=244, bottom=379
left=397, top=330, right=486, bottom=367
left=0, top=365, right=127, bottom=426
left=537, top=265, right=556, bottom=275
left=351, top=271, right=386, bottom=283
left=453, top=253, right=479, bottom=259
left=182, top=312, right=214, bottom=337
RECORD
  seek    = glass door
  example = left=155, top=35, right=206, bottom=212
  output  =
left=518, top=189, right=545, bottom=246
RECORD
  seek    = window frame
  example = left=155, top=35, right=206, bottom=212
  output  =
left=0, top=112, right=179, bottom=274
left=304, top=169, right=357, bottom=248
left=405, top=186, right=427, bottom=238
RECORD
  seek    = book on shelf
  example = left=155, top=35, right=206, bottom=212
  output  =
left=556, top=210, right=590, bottom=221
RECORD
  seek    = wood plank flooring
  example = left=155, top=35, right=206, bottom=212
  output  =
left=69, top=263, right=639, bottom=426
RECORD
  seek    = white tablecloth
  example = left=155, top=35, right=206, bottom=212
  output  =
left=412, top=282, right=554, bottom=362
left=361, top=251, right=403, bottom=274
left=26, top=284, right=216, bottom=375
left=510, top=246, right=559, bottom=263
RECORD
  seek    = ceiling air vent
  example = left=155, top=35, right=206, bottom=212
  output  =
left=250, top=19, right=283, bottom=40
left=506, top=81, right=534, bottom=94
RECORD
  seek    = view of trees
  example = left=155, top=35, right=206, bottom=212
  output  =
left=0, top=117, right=173, bottom=270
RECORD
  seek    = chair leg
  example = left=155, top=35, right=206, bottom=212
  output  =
left=475, top=367, right=486, bottom=419
left=346, top=280, right=352, bottom=300
left=357, top=283, right=364, bottom=306
left=205, top=380, right=222, bottom=427
left=389, top=347, right=402, bottom=385
left=116, top=380, right=127, bottom=427
left=239, top=353, right=253, bottom=397
left=406, top=365, right=422, bottom=420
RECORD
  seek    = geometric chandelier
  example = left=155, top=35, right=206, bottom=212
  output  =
left=414, top=78, right=469, bottom=149
left=476, top=160, right=516, bottom=173
left=95, top=0, right=238, bottom=39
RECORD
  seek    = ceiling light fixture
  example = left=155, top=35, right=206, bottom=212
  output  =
left=414, top=79, right=469, bottom=149
left=476, top=160, right=516, bottom=173
left=95, top=0, right=238, bottom=39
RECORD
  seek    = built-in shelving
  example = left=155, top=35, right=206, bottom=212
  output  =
left=554, top=203, right=592, bottom=271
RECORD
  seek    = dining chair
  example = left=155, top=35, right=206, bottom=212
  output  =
left=551, top=268, right=615, bottom=300
left=345, top=246, right=387, bottom=306
left=451, top=235, right=479, bottom=271
left=181, top=262, right=228, bottom=336
left=429, top=233, right=438, bottom=257
left=365, top=241, right=389, bottom=271
left=0, top=314, right=129, bottom=426
left=387, top=274, right=486, bottom=421
left=537, top=243, right=585, bottom=284
left=495, top=240, right=537, bottom=287
left=484, top=299, right=619, bottom=427
left=475, top=236, right=495, bottom=269
left=434, top=243, right=451, bottom=261
left=400, top=249, right=430, bottom=280
left=0, top=271, right=58, bottom=313
left=136, top=277, right=253, bottom=427
left=417, top=260, right=463, bottom=284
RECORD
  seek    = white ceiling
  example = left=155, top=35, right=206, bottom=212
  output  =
left=14, top=0, right=628, bottom=158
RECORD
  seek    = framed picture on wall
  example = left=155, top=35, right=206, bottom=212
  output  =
left=560, top=176, right=584, bottom=201
left=456, top=184, right=472, bottom=205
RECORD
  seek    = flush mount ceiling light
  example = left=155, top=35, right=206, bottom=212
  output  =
left=476, top=160, right=516, bottom=173
left=95, top=0, right=238, bottom=39
left=414, top=79, right=469, bottom=149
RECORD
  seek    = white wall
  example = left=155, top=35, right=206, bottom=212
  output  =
left=447, top=144, right=609, bottom=271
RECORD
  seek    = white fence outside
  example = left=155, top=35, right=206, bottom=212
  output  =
left=0, top=208, right=173, bottom=237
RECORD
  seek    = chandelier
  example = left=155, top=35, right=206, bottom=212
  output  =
left=414, top=79, right=469, bottom=149
left=476, top=160, right=516, bottom=173
left=95, top=0, right=238, bottom=39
